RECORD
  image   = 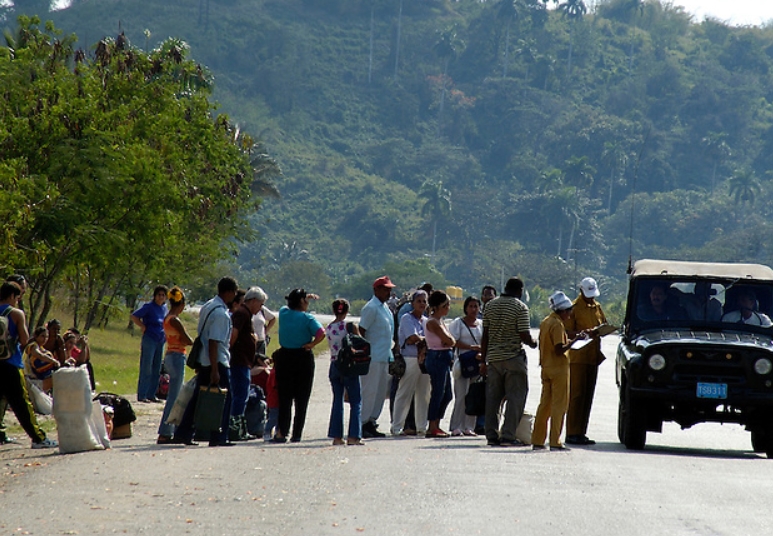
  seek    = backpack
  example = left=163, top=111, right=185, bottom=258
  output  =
left=0, top=307, right=17, bottom=361
left=335, top=333, right=372, bottom=376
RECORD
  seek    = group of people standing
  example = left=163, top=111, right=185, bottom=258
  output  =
left=131, top=272, right=607, bottom=451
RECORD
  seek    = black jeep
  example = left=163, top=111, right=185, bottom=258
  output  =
left=617, top=259, right=773, bottom=456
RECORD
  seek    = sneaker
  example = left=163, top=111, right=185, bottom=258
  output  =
left=32, top=437, right=58, bottom=449
left=0, top=435, right=18, bottom=445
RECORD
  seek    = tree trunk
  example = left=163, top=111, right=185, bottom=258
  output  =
left=431, top=219, right=437, bottom=266
left=368, top=2, right=375, bottom=84
left=394, top=0, right=403, bottom=81
left=503, top=22, right=510, bottom=78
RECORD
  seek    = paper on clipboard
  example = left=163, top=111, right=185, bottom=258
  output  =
left=571, top=337, right=594, bottom=350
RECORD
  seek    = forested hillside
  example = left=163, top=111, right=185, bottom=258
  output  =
left=12, top=0, right=773, bottom=309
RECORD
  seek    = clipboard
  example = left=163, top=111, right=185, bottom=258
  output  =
left=594, top=324, right=618, bottom=337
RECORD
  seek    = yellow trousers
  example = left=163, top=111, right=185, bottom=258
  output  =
left=531, top=365, right=569, bottom=447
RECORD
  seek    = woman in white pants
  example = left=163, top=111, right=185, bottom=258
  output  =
left=448, top=296, right=483, bottom=436
left=391, top=290, right=431, bottom=436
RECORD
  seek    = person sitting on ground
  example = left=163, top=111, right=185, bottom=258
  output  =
left=721, top=289, right=773, bottom=326
left=24, top=327, right=61, bottom=393
left=43, top=319, right=66, bottom=366
left=63, top=329, right=94, bottom=390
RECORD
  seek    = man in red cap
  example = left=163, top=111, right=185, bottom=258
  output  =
left=358, top=276, right=396, bottom=438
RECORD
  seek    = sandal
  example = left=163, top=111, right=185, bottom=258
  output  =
left=156, top=435, right=174, bottom=445
left=332, top=438, right=345, bottom=446
left=346, top=438, right=365, bottom=446
left=426, top=429, right=450, bottom=438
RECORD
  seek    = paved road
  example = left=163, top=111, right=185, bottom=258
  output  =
left=1, top=334, right=771, bottom=536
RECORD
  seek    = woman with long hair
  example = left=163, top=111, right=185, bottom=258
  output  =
left=448, top=296, right=483, bottom=436
left=424, top=290, right=456, bottom=438
left=156, top=286, right=193, bottom=444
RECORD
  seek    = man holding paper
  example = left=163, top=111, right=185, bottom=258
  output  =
left=563, top=277, right=608, bottom=446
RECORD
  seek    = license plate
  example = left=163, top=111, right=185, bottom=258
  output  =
left=696, top=382, right=727, bottom=399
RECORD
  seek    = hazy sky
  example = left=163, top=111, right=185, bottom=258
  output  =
left=665, top=1, right=773, bottom=26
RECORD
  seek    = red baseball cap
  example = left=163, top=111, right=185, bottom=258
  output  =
left=373, top=276, right=396, bottom=289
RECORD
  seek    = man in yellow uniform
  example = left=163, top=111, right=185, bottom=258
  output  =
left=532, top=291, right=583, bottom=451
left=564, top=277, right=607, bottom=446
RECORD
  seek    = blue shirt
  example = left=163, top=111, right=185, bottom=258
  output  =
left=0, top=304, right=22, bottom=369
left=360, top=296, right=394, bottom=363
left=398, top=312, right=424, bottom=358
left=278, top=307, right=324, bottom=349
left=196, top=296, right=231, bottom=368
left=132, top=301, right=167, bottom=343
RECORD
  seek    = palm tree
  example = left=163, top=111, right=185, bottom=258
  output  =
left=497, top=0, right=522, bottom=78
left=558, top=0, right=587, bottom=75
left=394, top=0, right=403, bottom=81
left=728, top=170, right=760, bottom=207
left=602, top=141, right=628, bottom=213
left=433, top=27, right=461, bottom=137
left=563, top=155, right=595, bottom=190
left=418, top=179, right=452, bottom=265
left=626, top=0, right=645, bottom=72
left=701, top=132, right=731, bottom=195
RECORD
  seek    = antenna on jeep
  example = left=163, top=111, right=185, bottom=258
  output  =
left=627, top=127, right=651, bottom=273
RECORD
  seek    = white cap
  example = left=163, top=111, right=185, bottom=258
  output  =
left=580, top=277, right=600, bottom=298
left=549, top=291, right=573, bottom=312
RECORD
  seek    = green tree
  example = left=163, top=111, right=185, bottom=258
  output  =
left=557, top=0, right=586, bottom=75
left=701, top=132, right=731, bottom=195
left=418, top=179, right=452, bottom=266
left=433, top=26, right=461, bottom=137
left=728, top=170, right=760, bottom=207
left=0, top=17, right=279, bottom=327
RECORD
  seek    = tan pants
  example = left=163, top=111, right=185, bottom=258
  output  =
left=567, top=363, right=599, bottom=437
left=531, top=365, right=569, bottom=447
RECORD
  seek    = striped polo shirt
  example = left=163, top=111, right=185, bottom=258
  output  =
left=482, top=295, right=531, bottom=362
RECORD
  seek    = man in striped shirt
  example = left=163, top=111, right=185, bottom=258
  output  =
left=481, top=277, right=537, bottom=447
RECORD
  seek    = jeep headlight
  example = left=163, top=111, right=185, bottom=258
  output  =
left=754, top=358, right=773, bottom=375
left=648, top=354, right=666, bottom=371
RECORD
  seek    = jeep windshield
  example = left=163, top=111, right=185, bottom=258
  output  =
left=628, top=276, right=773, bottom=336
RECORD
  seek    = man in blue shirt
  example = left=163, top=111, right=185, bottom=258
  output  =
left=359, top=276, right=396, bottom=438
left=172, top=277, right=238, bottom=447
left=0, top=282, right=57, bottom=449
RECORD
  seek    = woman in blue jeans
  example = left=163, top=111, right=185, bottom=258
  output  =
left=131, top=285, right=168, bottom=402
left=326, top=299, right=364, bottom=446
left=157, top=287, right=193, bottom=444
left=423, top=290, right=456, bottom=438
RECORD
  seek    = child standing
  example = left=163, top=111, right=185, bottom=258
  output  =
left=263, top=362, right=280, bottom=441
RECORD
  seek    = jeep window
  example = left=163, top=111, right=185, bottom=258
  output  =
left=631, top=278, right=773, bottom=333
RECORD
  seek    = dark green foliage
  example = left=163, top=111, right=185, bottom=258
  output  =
left=32, top=0, right=773, bottom=308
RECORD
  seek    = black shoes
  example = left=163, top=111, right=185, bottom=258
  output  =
left=565, top=435, right=596, bottom=445
left=362, top=422, right=385, bottom=438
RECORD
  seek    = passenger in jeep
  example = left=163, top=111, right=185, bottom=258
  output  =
left=637, top=283, right=686, bottom=321
left=721, top=289, right=772, bottom=326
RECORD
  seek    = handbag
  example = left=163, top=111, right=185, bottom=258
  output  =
left=389, top=352, right=406, bottom=378
left=464, top=378, right=486, bottom=416
left=458, top=320, right=481, bottom=378
left=166, top=377, right=196, bottom=426
left=458, top=350, right=480, bottom=378
left=194, top=385, right=228, bottom=432
left=187, top=305, right=224, bottom=370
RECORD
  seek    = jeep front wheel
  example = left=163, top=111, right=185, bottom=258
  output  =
left=618, top=384, right=647, bottom=450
